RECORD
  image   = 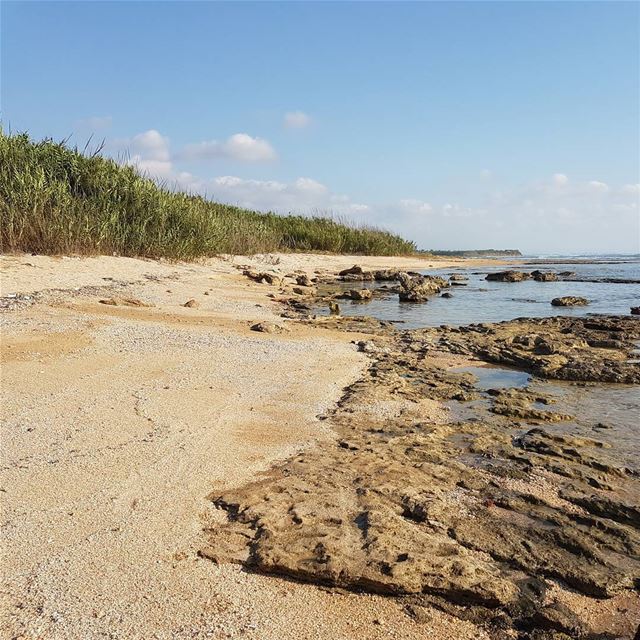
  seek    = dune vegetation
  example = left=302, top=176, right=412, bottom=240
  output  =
left=0, top=132, right=416, bottom=260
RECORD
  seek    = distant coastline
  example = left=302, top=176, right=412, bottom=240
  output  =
left=425, top=248, right=522, bottom=257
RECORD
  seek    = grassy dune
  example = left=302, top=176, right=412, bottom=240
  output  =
left=0, top=132, right=416, bottom=259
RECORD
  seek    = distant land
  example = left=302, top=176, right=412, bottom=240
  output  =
left=425, top=249, right=522, bottom=257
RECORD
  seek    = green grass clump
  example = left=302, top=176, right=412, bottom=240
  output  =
left=0, top=131, right=416, bottom=259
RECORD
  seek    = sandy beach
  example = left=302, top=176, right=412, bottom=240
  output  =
left=1, top=252, right=495, bottom=640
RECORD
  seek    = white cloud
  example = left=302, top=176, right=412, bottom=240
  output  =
left=181, top=133, right=276, bottom=163
left=77, top=115, right=113, bottom=131
left=109, top=129, right=173, bottom=179
left=284, top=111, right=312, bottom=129
left=294, top=177, right=328, bottom=194
left=101, top=127, right=640, bottom=253
left=399, top=198, right=433, bottom=214
left=129, top=129, right=171, bottom=161
left=552, top=173, right=569, bottom=186
left=205, top=175, right=361, bottom=214
left=588, top=180, right=609, bottom=192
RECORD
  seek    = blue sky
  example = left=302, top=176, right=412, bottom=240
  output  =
left=2, top=1, right=639, bottom=253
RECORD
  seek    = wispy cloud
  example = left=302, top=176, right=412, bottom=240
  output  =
left=76, top=115, right=113, bottom=131
left=284, top=111, right=312, bottom=129
left=180, top=133, right=276, bottom=163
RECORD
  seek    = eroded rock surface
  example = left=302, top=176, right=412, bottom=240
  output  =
left=485, top=271, right=531, bottom=282
left=398, top=272, right=449, bottom=302
left=205, top=314, right=639, bottom=637
left=551, top=297, right=589, bottom=307
left=411, top=315, right=640, bottom=383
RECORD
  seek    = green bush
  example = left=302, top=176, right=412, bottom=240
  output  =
left=0, top=132, right=416, bottom=259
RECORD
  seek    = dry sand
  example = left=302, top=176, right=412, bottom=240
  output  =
left=1, top=253, right=489, bottom=640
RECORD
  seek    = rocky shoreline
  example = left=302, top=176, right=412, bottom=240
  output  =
left=204, top=265, right=640, bottom=639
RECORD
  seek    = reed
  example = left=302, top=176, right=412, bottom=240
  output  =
left=0, top=132, right=416, bottom=259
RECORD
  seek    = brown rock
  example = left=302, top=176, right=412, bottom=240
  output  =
left=485, top=271, right=531, bottom=282
left=183, top=299, right=199, bottom=308
left=349, top=289, right=372, bottom=301
left=98, top=297, right=153, bottom=308
left=551, top=296, right=589, bottom=307
left=531, top=270, right=559, bottom=282
left=250, top=321, right=286, bottom=334
left=296, top=274, right=313, bottom=287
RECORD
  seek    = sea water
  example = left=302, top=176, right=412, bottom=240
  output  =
left=320, top=256, right=640, bottom=328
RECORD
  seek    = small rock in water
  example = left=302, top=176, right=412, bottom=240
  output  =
left=485, top=270, right=530, bottom=282
left=631, top=306, right=640, bottom=315
left=349, top=289, right=372, bottom=301
left=551, top=296, right=589, bottom=307
left=329, top=301, right=341, bottom=315
left=441, top=292, right=453, bottom=298
left=531, top=270, right=558, bottom=282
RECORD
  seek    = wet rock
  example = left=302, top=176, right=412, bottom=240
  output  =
left=296, top=274, right=313, bottom=287
left=292, top=286, right=317, bottom=296
left=449, top=274, right=469, bottom=282
left=441, top=292, right=454, bottom=299
left=414, top=316, right=640, bottom=384
left=558, top=271, right=576, bottom=278
left=485, top=271, right=530, bottom=282
left=398, top=272, right=448, bottom=302
left=338, top=265, right=374, bottom=281
left=631, top=306, right=640, bottom=315
left=348, top=289, right=372, bottom=301
left=551, top=297, right=589, bottom=307
left=98, top=297, right=154, bottom=307
left=329, top=301, right=341, bottom=315
left=182, top=299, right=199, bottom=308
left=531, top=270, right=559, bottom=282
left=373, top=269, right=400, bottom=281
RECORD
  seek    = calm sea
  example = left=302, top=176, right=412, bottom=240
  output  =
left=324, top=255, right=640, bottom=328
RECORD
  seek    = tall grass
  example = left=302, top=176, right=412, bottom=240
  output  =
left=0, top=132, right=416, bottom=259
